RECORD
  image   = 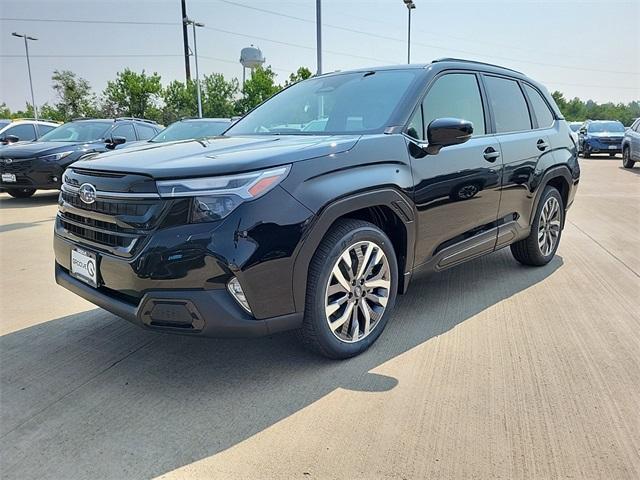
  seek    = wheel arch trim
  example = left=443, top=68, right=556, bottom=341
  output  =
left=291, top=188, right=416, bottom=312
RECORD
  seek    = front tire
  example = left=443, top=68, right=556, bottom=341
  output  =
left=622, top=148, right=635, bottom=168
left=299, top=219, right=398, bottom=359
left=511, top=186, right=564, bottom=266
left=6, top=188, right=36, bottom=198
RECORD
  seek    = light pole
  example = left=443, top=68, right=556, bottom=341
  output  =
left=402, top=0, right=416, bottom=64
left=316, top=0, right=322, bottom=75
left=184, top=17, right=204, bottom=118
left=11, top=32, right=40, bottom=137
left=181, top=0, right=191, bottom=83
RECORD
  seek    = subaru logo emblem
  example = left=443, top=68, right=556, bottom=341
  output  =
left=79, top=183, right=97, bottom=204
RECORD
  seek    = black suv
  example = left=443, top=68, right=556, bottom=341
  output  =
left=0, top=118, right=161, bottom=198
left=54, top=59, right=580, bottom=359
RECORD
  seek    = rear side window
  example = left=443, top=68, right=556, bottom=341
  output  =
left=423, top=73, right=486, bottom=135
left=523, top=84, right=555, bottom=128
left=111, top=123, right=137, bottom=141
left=484, top=76, right=532, bottom=133
left=136, top=123, right=158, bottom=140
left=5, top=123, right=36, bottom=141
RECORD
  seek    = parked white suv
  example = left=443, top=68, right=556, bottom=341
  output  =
left=0, top=119, right=60, bottom=145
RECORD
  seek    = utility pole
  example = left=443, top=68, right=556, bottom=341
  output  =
left=12, top=32, right=40, bottom=138
left=402, top=0, right=416, bottom=64
left=184, top=18, right=204, bottom=118
left=181, top=0, right=191, bottom=82
left=316, top=0, right=322, bottom=75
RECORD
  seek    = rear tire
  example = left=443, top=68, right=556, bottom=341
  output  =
left=582, top=149, right=591, bottom=158
left=7, top=188, right=36, bottom=198
left=622, top=148, right=635, bottom=169
left=298, top=219, right=398, bottom=359
left=511, top=186, right=563, bottom=266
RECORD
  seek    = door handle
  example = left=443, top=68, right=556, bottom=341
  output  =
left=483, top=147, right=500, bottom=162
left=537, top=139, right=550, bottom=151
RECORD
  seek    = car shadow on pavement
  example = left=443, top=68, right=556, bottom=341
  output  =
left=0, top=217, right=56, bottom=234
left=0, top=192, right=59, bottom=208
left=0, top=250, right=563, bottom=480
left=618, top=166, right=640, bottom=175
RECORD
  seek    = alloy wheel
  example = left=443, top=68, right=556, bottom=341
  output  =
left=538, top=196, right=561, bottom=256
left=324, top=240, right=391, bottom=343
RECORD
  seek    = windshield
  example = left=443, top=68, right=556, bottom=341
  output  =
left=150, top=120, right=230, bottom=143
left=568, top=123, right=581, bottom=132
left=226, top=70, right=419, bottom=136
left=587, top=121, right=625, bottom=133
left=0, top=120, right=10, bottom=130
left=38, top=121, right=111, bottom=142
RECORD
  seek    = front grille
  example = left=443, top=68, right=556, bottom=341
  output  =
left=598, top=138, right=621, bottom=145
left=57, top=184, right=165, bottom=257
left=0, top=158, right=33, bottom=174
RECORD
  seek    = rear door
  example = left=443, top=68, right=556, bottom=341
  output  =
left=632, top=120, right=640, bottom=160
left=482, top=74, right=555, bottom=245
left=408, top=71, right=503, bottom=268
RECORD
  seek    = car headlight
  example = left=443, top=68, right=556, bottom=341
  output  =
left=39, top=151, right=74, bottom=162
left=156, top=165, right=291, bottom=223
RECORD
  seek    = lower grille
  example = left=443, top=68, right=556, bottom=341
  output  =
left=59, top=217, right=133, bottom=250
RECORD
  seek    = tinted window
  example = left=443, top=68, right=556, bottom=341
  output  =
left=5, top=124, right=36, bottom=141
left=111, top=123, right=137, bottom=141
left=136, top=123, right=158, bottom=140
left=38, top=124, right=57, bottom=135
left=406, top=107, right=424, bottom=140
left=634, top=120, right=640, bottom=133
left=587, top=121, right=624, bottom=133
left=226, top=70, right=419, bottom=135
left=524, top=84, right=555, bottom=128
left=423, top=73, right=485, bottom=135
left=484, top=76, right=532, bottom=133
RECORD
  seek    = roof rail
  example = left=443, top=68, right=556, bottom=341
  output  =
left=115, top=117, right=158, bottom=125
left=10, top=117, right=61, bottom=123
left=71, top=117, right=99, bottom=121
left=431, top=58, right=523, bottom=74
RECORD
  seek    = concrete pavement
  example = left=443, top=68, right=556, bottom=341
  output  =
left=0, top=156, right=638, bottom=479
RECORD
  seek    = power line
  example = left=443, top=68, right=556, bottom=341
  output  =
left=216, top=0, right=640, bottom=76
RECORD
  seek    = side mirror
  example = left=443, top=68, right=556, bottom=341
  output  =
left=4, top=135, right=20, bottom=144
left=105, top=136, right=127, bottom=149
left=422, top=118, right=473, bottom=155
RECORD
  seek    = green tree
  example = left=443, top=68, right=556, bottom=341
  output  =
left=51, top=70, right=97, bottom=120
left=0, top=102, right=11, bottom=118
left=235, top=66, right=280, bottom=114
left=102, top=69, right=162, bottom=121
left=162, top=79, right=197, bottom=124
left=284, top=66, right=312, bottom=87
left=201, top=73, right=239, bottom=118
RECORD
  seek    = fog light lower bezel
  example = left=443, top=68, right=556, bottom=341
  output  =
left=227, top=276, right=252, bottom=314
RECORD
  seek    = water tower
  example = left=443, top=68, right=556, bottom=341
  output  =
left=240, top=45, right=265, bottom=86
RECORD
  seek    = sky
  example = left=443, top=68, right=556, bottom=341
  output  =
left=0, top=0, right=639, bottom=112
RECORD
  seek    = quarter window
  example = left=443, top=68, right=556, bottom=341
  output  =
left=406, top=106, right=424, bottom=140
left=422, top=73, right=486, bottom=135
left=484, top=76, right=532, bottom=133
left=523, top=84, right=555, bottom=128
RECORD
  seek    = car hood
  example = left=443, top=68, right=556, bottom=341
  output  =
left=0, top=141, right=97, bottom=159
left=72, top=135, right=361, bottom=179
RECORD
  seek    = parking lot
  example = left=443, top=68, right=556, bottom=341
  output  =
left=0, top=157, right=638, bottom=479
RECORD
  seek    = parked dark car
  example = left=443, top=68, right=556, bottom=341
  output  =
left=621, top=118, right=640, bottom=168
left=578, top=120, right=625, bottom=158
left=0, top=117, right=161, bottom=198
left=54, top=59, right=579, bottom=358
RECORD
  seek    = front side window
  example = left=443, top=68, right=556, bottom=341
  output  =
left=39, top=121, right=111, bottom=142
left=226, top=70, right=419, bottom=135
left=422, top=73, right=486, bottom=136
left=111, top=123, right=137, bottom=141
left=484, top=76, right=532, bottom=133
left=523, top=84, right=555, bottom=128
left=5, top=124, right=36, bottom=141
left=406, top=107, right=424, bottom=140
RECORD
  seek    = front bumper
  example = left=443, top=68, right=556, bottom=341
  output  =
left=55, top=263, right=303, bottom=337
left=0, top=157, right=64, bottom=190
left=583, top=138, right=622, bottom=154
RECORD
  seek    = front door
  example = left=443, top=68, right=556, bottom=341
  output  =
left=407, top=72, right=502, bottom=268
